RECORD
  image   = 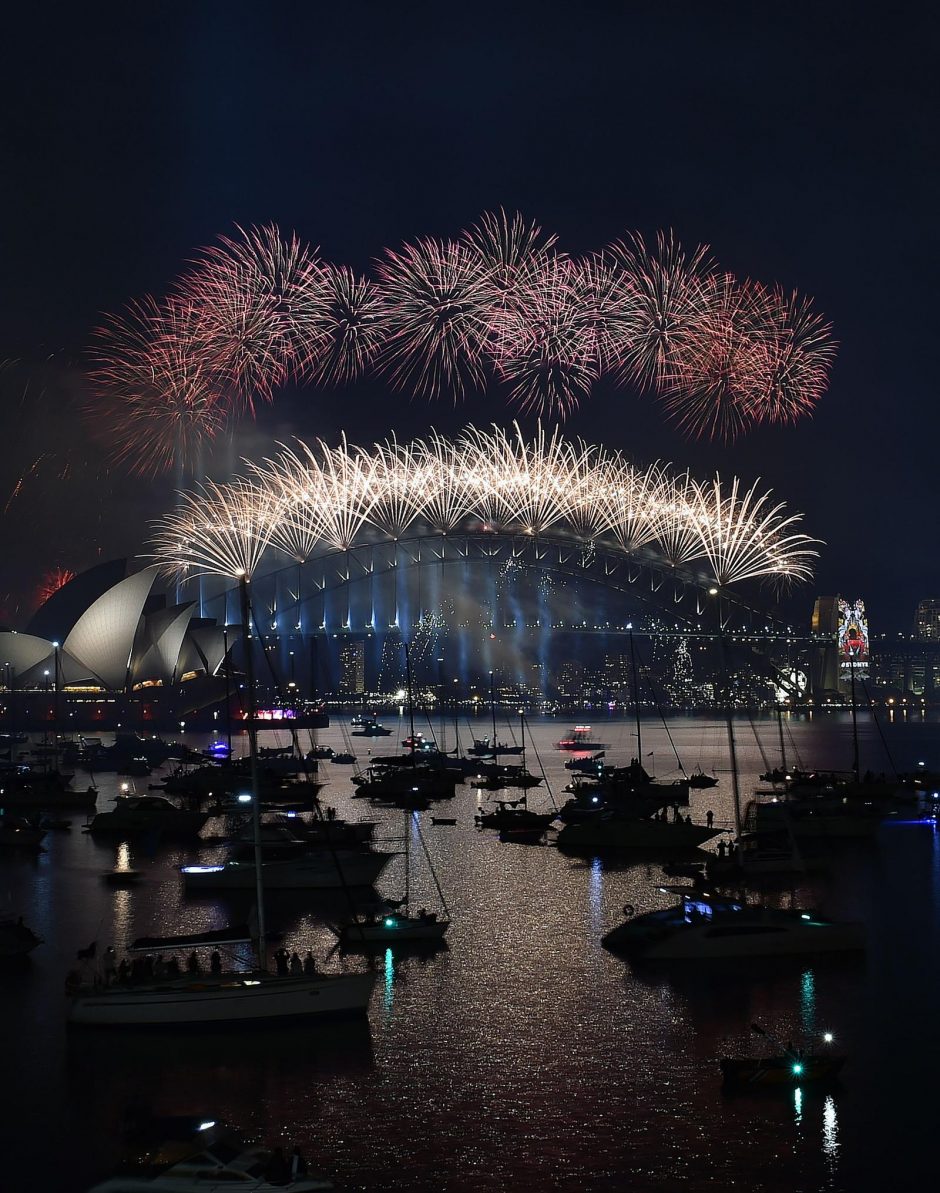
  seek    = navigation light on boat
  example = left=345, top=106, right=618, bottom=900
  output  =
left=182, top=865, right=225, bottom=874
left=384, top=918, right=395, bottom=927
left=286, top=810, right=297, bottom=818
left=592, top=797, right=599, bottom=803
left=792, top=1062, right=804, bottom=1075
left=823, top=1032, right=834, bottom=1044
left=198, top=1121, right=216, bottom=1131
left=242, top=980, right=261, bottom=986
left=801, top=914, right=811, bottom=920
left=237, top=793, right=252, bottom=804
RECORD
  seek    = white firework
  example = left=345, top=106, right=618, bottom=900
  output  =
left=149, top=425, right=819, bottom=590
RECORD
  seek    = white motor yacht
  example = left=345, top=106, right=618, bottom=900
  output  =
left=602, top=888, right=865, bottom=960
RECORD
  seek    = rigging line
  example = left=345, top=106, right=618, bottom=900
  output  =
left=633, top=634, right=684, bottom=774
left=860, top=677, right=899, bottom=778
left=746, top=709, right=773, bottom=775
left=525, top=714, right=557, bottom=811
left=412, top=811, right=450, bottom=920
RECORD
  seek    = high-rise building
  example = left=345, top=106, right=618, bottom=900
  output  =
left=602, top=652, right=631, bottom=696
left=339, top=640, right=365, bottom=694
left=555, top=660, right=584, bottom=699
left=915, top=599, right=940, bottom=640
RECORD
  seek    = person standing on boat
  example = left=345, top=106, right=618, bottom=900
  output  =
left=210, top=951, right=222, bottom=974
left=303, top=950, right=317, bottom=975
left=706, top=810, right=714, bottom=829
left=289, top=952, right=302, bottom=975
left=274, top=947, right=290, bottom=976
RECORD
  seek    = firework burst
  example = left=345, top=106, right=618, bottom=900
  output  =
left=88, top=296, right=230, bottom=476
left=178, top=223, right=327, bottom=406
left=487, top=256, right=598, bottom=418
left=35, top=566, right=76, bottom=608
left=150, top=424, right=819, bottom=590
left=375, top=238, right=491, bottom=398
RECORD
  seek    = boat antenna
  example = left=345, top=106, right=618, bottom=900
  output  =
left=859, top=676, right=899, bottom=777
left=629, top=626, right=642, bottom=763
left=237, top=572, right=267, bottom=971
left=523, top=711, right=558, bottom=811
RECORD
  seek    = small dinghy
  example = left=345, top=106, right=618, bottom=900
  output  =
left=720, top=1023, right=845, bottom=1087
left=102, top=869, right=144, bottom=886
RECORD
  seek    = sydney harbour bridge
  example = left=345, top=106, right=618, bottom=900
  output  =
left=157, top=426, right=823, bottom=702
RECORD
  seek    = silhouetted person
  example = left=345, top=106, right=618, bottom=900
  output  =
left=717, top=839, right=727, bottom=859
left=706, top=810, right=714, bottom=829
left=166, top=955, right=181, bottom=977
left=210, top=950, right=222, bottom=975
left=264, top=1146, right=290, bottom=1186
left=186, top=951, right=200, bottom=974
left=117, top=958, right=129, bottom=983
left=290, top=1148, right=308, bottom=1179
left=326, top=805, right=336, bottom=822
left=289, top=951, right=302, bottom=975
left=274, top=947, right=290, bottom=976
left=303, top=951, right=316, bottom=975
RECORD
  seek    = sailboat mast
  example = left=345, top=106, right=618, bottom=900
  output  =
left=849, top=663, right=860, bottom=783
left=776, top=702, right=788, bottom=773
left=490, top=670, right=498, bottom=762
left=629, top=628, right=642, bottom=763
left=238, top=573, right=267, bottom=970
left=519, top=707, right=526, bottom=769
left=404, top=809, right=411, bottom=915
left=405, top=642, right=416, bottom=762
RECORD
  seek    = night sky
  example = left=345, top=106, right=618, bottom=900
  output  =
left=2, top=2, right=937, bottom=628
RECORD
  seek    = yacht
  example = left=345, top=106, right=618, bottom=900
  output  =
left=0, top=815, right=46, bottom=848
left=557, top=811, right=718, bottom=851
left=602, top=888, right=865, bottom=959
left=555, top=726, right=610, bottom=751
left=181, top=848, right=393, bottom=890
left=89, top=796, right=209, bottom=839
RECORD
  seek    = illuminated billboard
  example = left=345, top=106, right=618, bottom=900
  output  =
left=838, top=598, right=869, bottom=679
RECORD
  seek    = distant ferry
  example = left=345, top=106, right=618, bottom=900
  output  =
left=555, top=725, right=610, bottom=752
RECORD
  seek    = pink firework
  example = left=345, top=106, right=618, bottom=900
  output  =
left=178, top=223, right=328, bottom=408
left=660, top=274, right=776, bottom=441
left=376, top=238, right=492, bottom=398
left=606, top=230, right=716, bottom=391
left=488, top=255, right=598, bottom=418
left=300, top=265, right=390, bottom=387
left=88, top=295, right=230, bottom=476
left=575, top=252, right=641, bottom=374
left=748, top=289, right=836, bottom=425
left=462, top=209, right=559, bottom=308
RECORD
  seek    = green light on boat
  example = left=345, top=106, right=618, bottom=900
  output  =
left=384, top=917, right=395, bottom=927
left=792, top=1062, right=803, bottom=1075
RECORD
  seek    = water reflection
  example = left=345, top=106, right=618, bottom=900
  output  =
left=800, top=968, right=816, bottom=1035
left=383, top=947, right=394, bottom=1015
left=822, top=1094, right=839, bottom=1169
left=793, top=1085, right=803, bottom=1127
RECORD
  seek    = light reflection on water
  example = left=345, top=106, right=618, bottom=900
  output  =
left=3, top=712, right=940, bottom=1191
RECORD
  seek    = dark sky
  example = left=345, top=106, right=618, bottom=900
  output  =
left=2, top=2, right=937, bottom=628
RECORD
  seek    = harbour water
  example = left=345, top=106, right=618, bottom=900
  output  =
left=3, top=711, right=939, bottom=1192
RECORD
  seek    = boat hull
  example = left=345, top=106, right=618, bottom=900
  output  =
left=67, top=971, right=376, bottom=1026
left=603, top=919, right=865, bottom=959
left=558, top=819, right=718, bottom=851
left=337, top=918, right=450, bottom=947
left=720, top=1055, right=846, bottom=1086
left=182, top=851, right=393, bottom=890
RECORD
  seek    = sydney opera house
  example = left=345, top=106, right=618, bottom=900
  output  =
left=0, top=561, right=234, bottom=728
